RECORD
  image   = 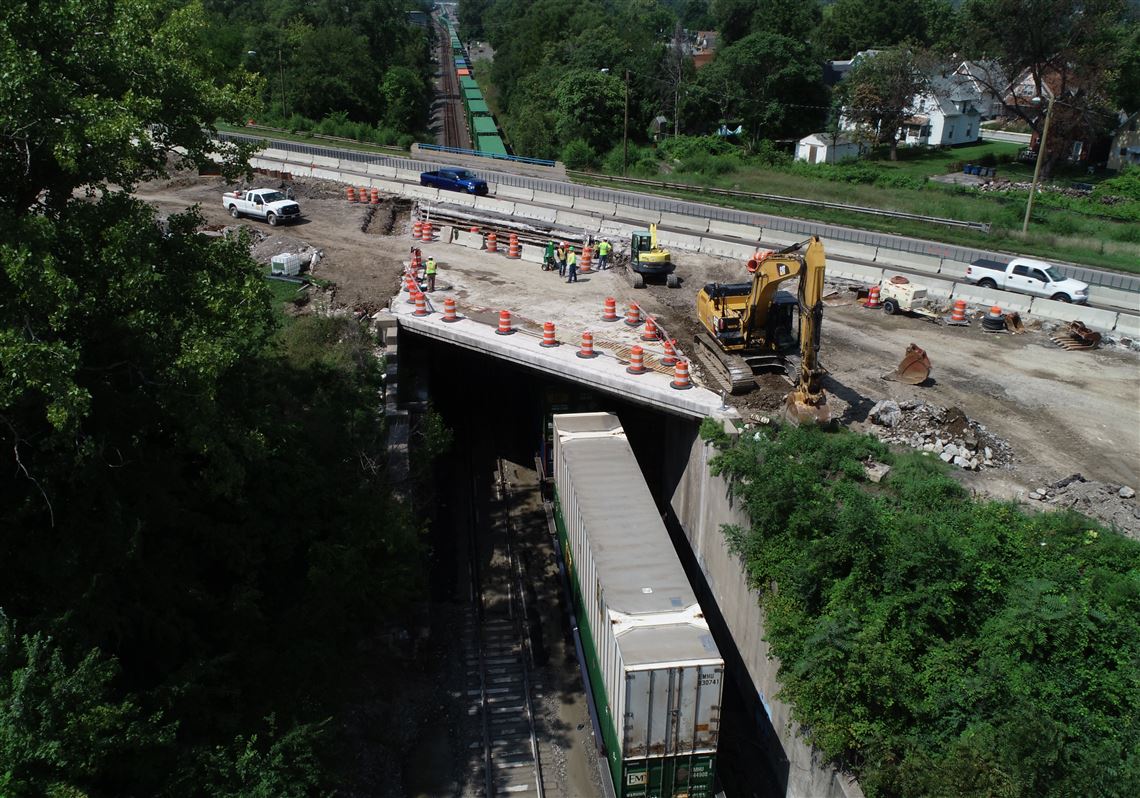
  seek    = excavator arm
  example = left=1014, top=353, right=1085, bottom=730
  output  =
left=783, top=237, right=830, bottom=424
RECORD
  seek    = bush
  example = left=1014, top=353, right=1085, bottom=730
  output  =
left=749, top=139, right=793, bottom=167
left=658, top=134, right=738, bottom=162
left=874, top=172, right=927, bottom=190
left=601, top=143, right=657, bottom=176
left=561, top=139, right=597, bottom=170
left=978, top=152, right=998, bottom=167
left=676, top=151, right=740, bottom=177
left=1094, top=166, right=1140, bottom=201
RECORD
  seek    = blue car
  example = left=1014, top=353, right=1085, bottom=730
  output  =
left=419, top=168, right=489, bottom=195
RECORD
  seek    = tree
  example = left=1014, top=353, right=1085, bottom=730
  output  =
left=552, top=69, right=626, bottom=153
left=836, top=48, right=929, bottom=160
left=817, top=0, right=950, bottom=59
left=687, top=31, right=826, bottom=146
left=380, top=66, right=428, bottom=131
left=711, top=0, right=822, bottom=44
left=958, top=0, right=1132, bottom=177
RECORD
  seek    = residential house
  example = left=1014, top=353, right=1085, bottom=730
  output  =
left=1107, top=111, right=1140, bottom=171
left=795, top=132, right=864, bottom=163
left=689, top=30, right=718, bottom=69
left=952, top=60, right=1005, bottom=119
left=899, top=73, right=982, bottom=147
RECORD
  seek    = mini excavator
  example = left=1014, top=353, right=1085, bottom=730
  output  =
left=694, top=236, right=830, bottom=424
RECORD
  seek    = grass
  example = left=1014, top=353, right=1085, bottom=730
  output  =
left=215, top=121, right=406, bottom=156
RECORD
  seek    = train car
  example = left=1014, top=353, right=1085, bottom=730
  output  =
left=552, top=412, right=723, bottom=798
left=476, top=134, right=508, bottom=157
left=459, top=76, right=478, bottom=92
left=466, top=99, right=490, bottom=116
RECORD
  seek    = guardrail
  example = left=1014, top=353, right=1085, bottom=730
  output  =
left=417, top=142, right=557, bottom=168
left=567, top=171, right=992, bottom=233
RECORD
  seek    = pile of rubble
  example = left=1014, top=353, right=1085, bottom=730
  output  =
left=867, top=399, right=1013, bottom=471
left=1027, top=474, right=1140, bottom=539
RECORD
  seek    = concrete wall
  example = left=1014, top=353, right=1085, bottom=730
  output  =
left=668, top=428, right=863, bottom=798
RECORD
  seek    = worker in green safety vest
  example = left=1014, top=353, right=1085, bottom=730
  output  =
left=597, top=239, right=611, bottom=270
left=425, top=257, right=437, bottom=292
left=543, top=239, right=555, bottom=271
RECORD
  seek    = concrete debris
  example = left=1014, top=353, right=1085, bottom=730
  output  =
left=863, top=461, right=892, bottom=483
left=1028, top=474, right=1140, bottom=539
left=866, top=400, right=1012, bottom=471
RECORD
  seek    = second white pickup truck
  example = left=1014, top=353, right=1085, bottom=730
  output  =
left=965, top=257, right=1089, bottom=304
left=222, top=189, right=302, bottom=226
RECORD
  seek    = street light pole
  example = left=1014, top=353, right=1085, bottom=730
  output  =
left=1022, top=94, right=1055, bottom=234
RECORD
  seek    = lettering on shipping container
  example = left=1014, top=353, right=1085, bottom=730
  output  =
left=698, top=674, right=719, bottom=687
left=626, top=771, right=647, bottom=786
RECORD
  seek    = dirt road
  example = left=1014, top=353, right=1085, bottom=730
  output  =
left=135, top=173, right=1140, bottom=535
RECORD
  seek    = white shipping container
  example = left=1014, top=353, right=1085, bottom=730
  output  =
left=270, top=252, right=305, bottom=276
left=552, top=412, right=723, bottom=763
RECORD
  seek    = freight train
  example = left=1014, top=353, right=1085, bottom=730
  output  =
left=551, top=412, right=723, bottom=798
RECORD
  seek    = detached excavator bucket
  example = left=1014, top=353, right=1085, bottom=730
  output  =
left=1005, top=312, right=1025, bottom=333
left=893, top=343, right=931, bottom=385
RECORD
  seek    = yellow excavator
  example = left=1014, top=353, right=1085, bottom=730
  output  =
left=695, top=236, right=829, bottom=424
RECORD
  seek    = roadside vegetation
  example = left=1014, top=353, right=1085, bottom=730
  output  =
left=700, top=421, right=1140, bottom=798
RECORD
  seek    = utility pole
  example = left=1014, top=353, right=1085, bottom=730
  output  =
left=279, top=48, right=288, bottom=121
left=623, top=69, right=630, bottom=176
left=1022, top=94, right=1055, bottom=234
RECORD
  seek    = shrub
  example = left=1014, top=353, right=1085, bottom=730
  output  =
left=978, top=152, right=998, bottom=167
left=874, top=172, right=927, bottom=190
left=749, top=139, right=793, bottom=167
left=676, top=151, right=740, bottom=177
left=658, top=134, right=738, bottom=162
left=1094, top=166, right=1140, bottom=201
left=561, top=139, right=597, bottom=170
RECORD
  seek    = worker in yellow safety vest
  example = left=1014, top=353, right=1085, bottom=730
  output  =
left=566, top=248, right=578, bottom=283
left=425, top=257, right=437, bottom=292
left=597, top=239, right=611, bottom=270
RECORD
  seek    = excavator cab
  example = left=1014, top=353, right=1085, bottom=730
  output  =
left=629, top=225, right=679, bottom=289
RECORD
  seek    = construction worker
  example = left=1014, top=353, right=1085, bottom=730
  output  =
left=566, top=248, right=578, bottom=283
left=597, top=239, right=611, bottom=270
left=555, top=245, right=566, bottom=277
left=543, top=239, right=555, bottom=271
left=425, top=256, right=437, bottom=292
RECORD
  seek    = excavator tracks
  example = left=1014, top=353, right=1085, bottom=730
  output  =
left=693, top=333, right=764, bottom=394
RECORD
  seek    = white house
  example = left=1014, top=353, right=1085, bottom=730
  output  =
left=899, top=74, right=982, bottom=147
left=795, top=133, right=863, bottom=163
left=952, top=60, right=1005, bottom=119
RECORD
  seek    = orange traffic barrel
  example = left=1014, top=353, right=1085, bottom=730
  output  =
left=580, top=246, right=592, bottom=272
left=441, top=297, right=460, bottom=323
left=469, top=226, right=479, bottom=233
left=508, top=233, right=520, bottom=259
left=346, top=186, right=357, bottom=203
left=359, top=187, right=368, bottom=204
left=671, top=360, right=692, bottom=390
left=487, top=232, right=498, bottom=253
left=495, top=309, right=514, bottom=335
left=864, top=285, right=882, bottom=309
left=624, top=302, right=642, bottom=327
left=576, top=331, right=597, bottom=359
left=601, top=297, right=619, bottom=322
left=746, top=249, right=773, bottom=273
left=412, top=219, right=422, bottom=239
left=626, top=345, right=647, bottom=375
left=421, top=222, right=433, bottom=242
left=946, top=298, right=968, bottom=325
left=641, top=315, right=660, bottom=341
left=413, top=292, right=429, bottom=317
left=540, top=321, right=558, bottom=347
left=661, top=338, right=677, bottom=366
left=404, top=276, right=418, bottom=303
left=370, top=187, right=380, bottom=204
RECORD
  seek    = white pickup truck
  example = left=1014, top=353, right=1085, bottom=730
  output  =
left=222, top=189, right=302, bottom=226
left=965, top=257, right=1089, bottom=304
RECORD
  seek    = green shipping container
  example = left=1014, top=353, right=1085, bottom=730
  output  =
left=466, top=99, right=490, bottom=115
left=477, top=135, right=508, bottom=156
left=473, top=117, right=498, bottom=136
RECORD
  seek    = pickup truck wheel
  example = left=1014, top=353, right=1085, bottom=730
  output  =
left=1051, top=293, right=1072, bottom=303
left=883, top=298, right=899, bottom=315
left=978, top=278, right=997, bottom=289
left=420, top=178, right=428, bottom=186
left=229, top=205, right=239, bottom=219
left=266, top=212, right=278, bottom=226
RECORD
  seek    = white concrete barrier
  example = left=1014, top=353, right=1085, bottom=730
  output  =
left=828, top=263, right=884, bottom=285
left=395, top=168, right=422, bottom=182
left=759, top=231, right=801, bottom=248
left=437, top=192, right=476, bottom=208
left=574, top=197, right=618, bottom=216
left=520, top=243, right=545, bottom=264
left=373, top=179, right=403, bottom=195
left=615, top=204, right=660, bottom=225
left=660, top=211, right=710, bottom=233
left=707, top=220, right=761, bottom=240
left=533, top=190, right=575, bottom=208
left=939, top=259, right=971, bottom=279
left=1113, top=313, right=1140, bottom=338
left=453, top=230, right=483, bottom=249
left=880, top=271, right=955, bottom=300
left=495, top=184, right=535, bottom=202
left=830, top=242, right=878, bottom=262
left=699, top=239, right=757, bottom=260
left=404, top=185, right=440, bottom=201
left=555, top=210, right=600, bottom=230
left=365, top=163, right=398, bottom=178
left=310, top=154, right=339, bottom=170
left=950, top=283, right=1033, bottom=313
left=259, top=148, right=294, bottom=161
left=513, top=204, right=558, bottom=224
left=473, top=196, right=517, bottom=216
left=1029, top=297, right=1119, bottom=331
left=656, top=230, right=703, bottom=252
left=1088, top=286, right=1140, bottom=313
left=311, top=167, right=343, bottom=183
left=882, top=252, right=942, bottom=276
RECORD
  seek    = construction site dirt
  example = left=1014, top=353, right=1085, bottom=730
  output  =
left=134, top=173, right=1140, bottom=538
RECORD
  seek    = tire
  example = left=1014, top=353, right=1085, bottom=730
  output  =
left=229, top=205, right=239, bottom=219
left=420, top=178, right=428, bottom=187
left=978, top=278, right=997, bottom=289
left=666, top=274, right=681, bottom=289
left=632, top=273, right=646, bottom=289
left=1051, top=293, right=1072, bottom=303
left=266, top=212, right=278, bottom=226
left=883, top=298, right=899, bottom=315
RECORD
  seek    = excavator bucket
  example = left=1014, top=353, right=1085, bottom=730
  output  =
left=782, top=388, right=831, bottom=426
left=893, top=343, right=931, bottom=385
left=1005, top=312, right=1025, bottom=333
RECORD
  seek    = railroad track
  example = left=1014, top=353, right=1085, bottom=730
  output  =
left=435, top=14, right=467, bottom=150
left=463, top=453, right=546, bottom=798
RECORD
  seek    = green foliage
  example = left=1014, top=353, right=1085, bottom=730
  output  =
left=561, top=139, right=598, bottom=170
left=658, top=135, right=740, bottom=161
left=705, top=425, right=1140, bottom=797
left=1095, top=166, right=1140, bottom=202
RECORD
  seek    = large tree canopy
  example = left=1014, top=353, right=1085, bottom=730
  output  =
left=836, top=48, right=930, bottom=160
